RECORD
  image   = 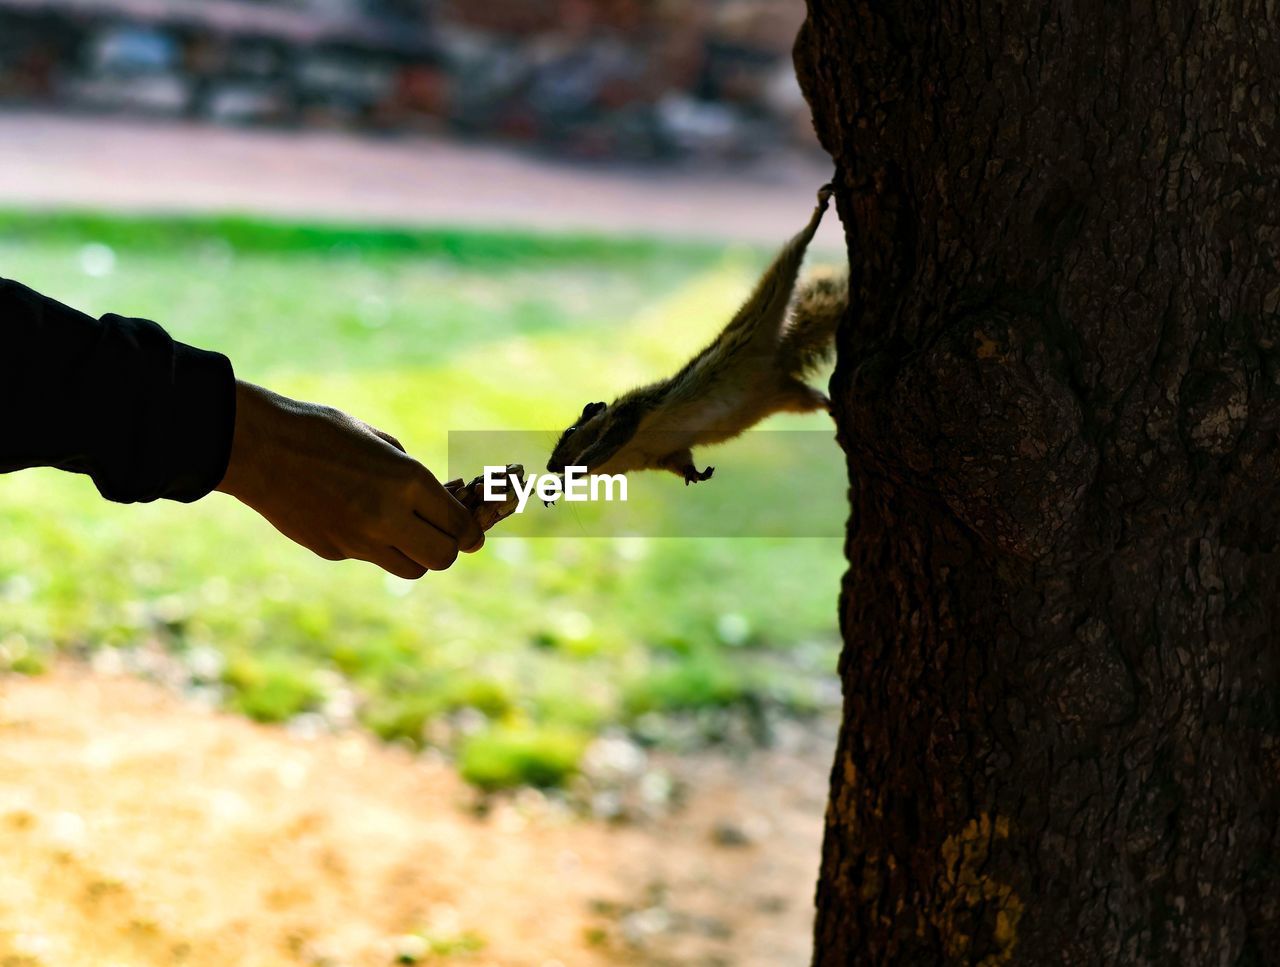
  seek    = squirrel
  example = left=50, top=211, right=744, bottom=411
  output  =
left=547, top=183, right=845, bottom=485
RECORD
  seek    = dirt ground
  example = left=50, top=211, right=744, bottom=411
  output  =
left=0, top=667, right=833, bottom=967
left=0, top=113, right=843, bottom=249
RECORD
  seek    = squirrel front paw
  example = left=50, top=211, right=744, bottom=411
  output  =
left=817, top=183, right=834, bottom=208
left=683, top=465, right=715, bottom=485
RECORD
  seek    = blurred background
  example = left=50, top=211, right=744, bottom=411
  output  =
left=0, top=0, right=819, bottom=161
left=0, top=2, right=845, bottom=965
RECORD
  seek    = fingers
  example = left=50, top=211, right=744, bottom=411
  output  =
left=357, top=430, right=487, bottom=567
left=443, top=503, right=485, bottom=554
left=439, top=478, right=485, bottom=550
left=398, top=513, right=464, bottom=572
left=357, top=458, right=484, bottom=575
left=411, top=469, right=486, bottom=554
left=373, top=461, right=485, bottom=574
left=363, top=546, right=429, bottom=581
left=456, top=507, right=485, bottom=553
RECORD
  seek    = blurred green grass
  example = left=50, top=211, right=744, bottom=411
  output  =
left=0, top=211, right=843, bottom=787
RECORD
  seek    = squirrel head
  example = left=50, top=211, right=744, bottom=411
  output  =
left=547, top=401, right=609, bottom=473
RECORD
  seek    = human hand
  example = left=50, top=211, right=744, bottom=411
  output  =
left=216, top=381, right=482, bottom=578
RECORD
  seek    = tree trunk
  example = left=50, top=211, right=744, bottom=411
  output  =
left=794, top=3, right=1280, bottom=963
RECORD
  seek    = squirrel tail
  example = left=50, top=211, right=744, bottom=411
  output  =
left=778, top=268, right=848, bottom=379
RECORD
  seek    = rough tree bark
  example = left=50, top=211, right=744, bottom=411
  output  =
left=794, top=3, right=1280, bottom=963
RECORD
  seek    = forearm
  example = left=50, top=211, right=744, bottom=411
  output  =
left=0, top=278, right=236, bottom=503
left=0, top=278, right=482, bottom=576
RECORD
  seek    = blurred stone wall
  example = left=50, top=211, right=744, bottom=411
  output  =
left=0, top=0, right=818, bottom=162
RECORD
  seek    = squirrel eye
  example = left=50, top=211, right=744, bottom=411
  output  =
left=567, top=426, right=578, bottom=434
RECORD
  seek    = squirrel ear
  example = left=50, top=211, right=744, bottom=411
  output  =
left=583, top=401, right=608, bottom=419
left=577, top=398, right=640, bottom=470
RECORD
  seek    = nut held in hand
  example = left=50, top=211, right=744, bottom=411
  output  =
left=445, top=464, right=525, bottom=531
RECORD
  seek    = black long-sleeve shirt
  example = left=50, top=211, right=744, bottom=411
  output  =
left=0, top=278, right=236, bottom=503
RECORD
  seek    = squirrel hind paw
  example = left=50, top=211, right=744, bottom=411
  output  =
left=683, top=465, right=715, bottom=485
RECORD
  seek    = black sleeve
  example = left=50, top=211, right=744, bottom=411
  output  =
left=0, top=278, right=236, bottom=504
